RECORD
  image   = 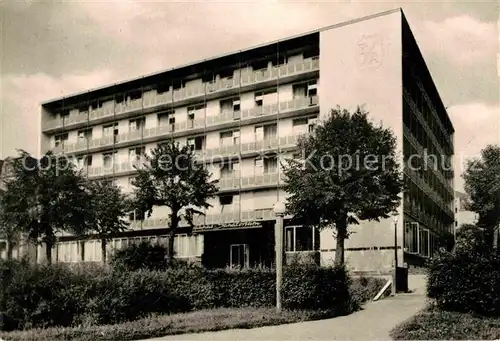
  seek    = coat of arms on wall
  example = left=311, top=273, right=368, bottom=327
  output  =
left=356, top=34, right=385, bottom=70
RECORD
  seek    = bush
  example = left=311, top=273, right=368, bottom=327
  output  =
left=1, top=261, right=90, bottom=330
left=427, top=250, right=500, bottom=316
left=1, top=259, right=383, bottom=331
left=282, top=264, right=350, bottom=312
left=110, top=242, right=170, bottom=271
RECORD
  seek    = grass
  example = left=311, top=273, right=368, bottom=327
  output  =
left=0, top=307, right=343, bottom=341
left=390, top=306, right=500, bottom=340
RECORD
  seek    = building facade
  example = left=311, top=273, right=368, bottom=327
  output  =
left=39, top=8, right=454, bottom=271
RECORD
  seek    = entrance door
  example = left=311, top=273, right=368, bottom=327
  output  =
left=230, top=244, right=249, bottom=268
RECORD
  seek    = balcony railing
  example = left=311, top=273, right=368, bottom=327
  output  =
left=43, top=57, right=319, bottom=131
left=84, top=133, right=302, bottom=179
left=51, top=96, right=318, bottom=155
left=218, top=172, right=281, bottom=191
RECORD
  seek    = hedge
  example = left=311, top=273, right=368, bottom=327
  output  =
left=0, top=260, right=370, bottom=331
left=427, top=251, right=500, bottom=316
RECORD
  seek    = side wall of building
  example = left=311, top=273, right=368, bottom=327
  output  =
left=318, top=10, right=404, bottom=272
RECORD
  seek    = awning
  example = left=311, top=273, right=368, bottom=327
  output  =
left=194, top=221, right=263, bottom=232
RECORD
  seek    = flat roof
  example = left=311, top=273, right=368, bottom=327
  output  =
left=41, top=7, right=401, bottom=107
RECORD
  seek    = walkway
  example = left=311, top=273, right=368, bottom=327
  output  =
left=144, top=275, right=427, bottom=341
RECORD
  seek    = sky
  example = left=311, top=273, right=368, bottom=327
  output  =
left=0, top=0, right=499, bottom=191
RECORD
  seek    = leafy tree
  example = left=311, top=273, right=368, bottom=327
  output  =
left=2, top=150, right=92, bottom=264
left=0, top=188, right=21, bottom=260
left=463, top=144, right=500, bottom=252
left=86, top=180, right=130, bottom=263
left=283, top=107, right=403, bottom=265
left=131, top=141, right=218, bottom=261
left=454, top=224, right=488, bottom=256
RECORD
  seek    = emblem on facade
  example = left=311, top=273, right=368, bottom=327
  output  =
left=356, top=34, right=384, bottom=70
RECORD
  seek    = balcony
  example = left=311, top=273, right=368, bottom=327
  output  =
left=52, top=96, right=318, bottom=156
left=218, top=172, right=281, bottom=192
left=42, top=57, right=320, bottom=133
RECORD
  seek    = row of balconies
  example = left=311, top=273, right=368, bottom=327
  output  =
left=43, top=57, right=320, bottom=132
left=52, top=96, right=318, bottom=155
left=404, top=201, right=445, bottom=233
left=413, top=78, right=454, bottom=147
left=403, top=125, right=454, bottom=194
left=81, top=134, right=301, bottom=178
left=404, top=91, right=453, bottom=156
left=404, top=167, right=454, bottom=219
left=128, top=208, right=275, bottom=230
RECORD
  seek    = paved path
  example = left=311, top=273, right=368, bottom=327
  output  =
left=144, top=275, right=427, bottom=341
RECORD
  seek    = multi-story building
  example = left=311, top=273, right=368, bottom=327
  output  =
left=38, top=8, right=454, bottom=271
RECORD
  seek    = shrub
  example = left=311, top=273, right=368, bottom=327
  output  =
left=1, top=261, right=90, bottom=330
left=348, top=276, right=388, bottom=309
left=282, top=264, right=350, bottom=312
left=427, top=250, right=500, bottom=316
left=110, top=242, right=169, bottom=271
left=1, top=260, right=382, bottom=331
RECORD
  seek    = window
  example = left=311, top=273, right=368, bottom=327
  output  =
left=220, top=97, right=239, bottom=113
left=230, top=244, right=249, bottom=268
left=54, top=133, right=68, bottom=147
left=77, top=128, right=92, bottom=140
left=233, top=99, right=241, bottom=112
left=77, top=155, right=92, bottom=168
left=263, top=124, right=277, bottom=140
left=285, top=226, right=319, bottom=252
left=174, top=234, right=189, bottom=258
left=158, top=110, right=174, bottom=126
left=129, top=118, right=145, bottom=132
left=102, top=152, right=117, bottom=168
left=255, top=88, right=277, bottom=106
left=405, top=222, right=419, bottom=254
left=220, top=161, right=239, bottom=178
left=264, top=156, right=278, bottom=174
left=103, top=123, right=118, bottom=136
left=255, top=157, right=264, bottom=175
left=129, top=147, right=145, bottom=164
left=255, top=93, right=264, bottom=107
left=129, top=209, right=145, bottom=221
left=219, top=195, right=233, bottom=206
left=187, top=135, right=205, bottom=151
left=292, top=80, right=317, bottom=98
left=220, top=130, right=239, bottom=146
left=308, top=117, right=317, bottom=133
left=292, top=116, right=317, bottom=135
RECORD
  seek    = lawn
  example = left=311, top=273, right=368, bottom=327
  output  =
left=0, top=307, right=343, bottom=341
left=390, top=306, right=500, bottom=340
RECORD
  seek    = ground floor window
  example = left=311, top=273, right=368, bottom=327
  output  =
left=285, top=225, right=319, bottom=252
left=229, top=244, right=249, bottom=268
left=404, top=221, right=433, bottom=257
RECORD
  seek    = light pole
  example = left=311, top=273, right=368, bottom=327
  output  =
left=392, top=215, right=399, bottom=295
left=273, top=200, right=286, bottom=313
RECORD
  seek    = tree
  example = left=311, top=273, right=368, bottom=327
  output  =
left=463, top=144, right=500, bottom=252
left=283, top=107, right=403, bottom=266
left=454, top=224, right=488, bottom=256
left=86, top=180, right=130, bottom=263
left=131, top=141, right=218, bottom=261
left=0, top=188, right=20, bottom=260
left=2, top=150, right=92, bottom=264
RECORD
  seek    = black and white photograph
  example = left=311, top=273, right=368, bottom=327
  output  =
left=0, top=1, right=499, bottom=340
